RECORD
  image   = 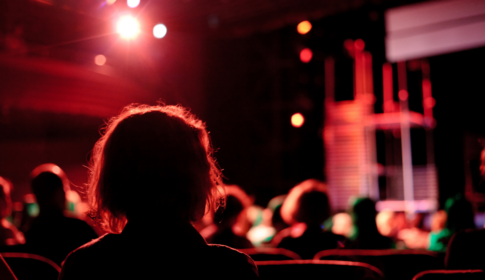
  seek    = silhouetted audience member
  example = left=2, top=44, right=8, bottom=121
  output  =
left=208, top=185, right=253, bottom=249
left=0, top=177, right=24, bottom=246
left=345, top=197, right=394, bottom=249
left=428, top=194, right=475, bottom=252
left=445, top=228, right=485, bottom=270
left=59, top=104, right=258, bottom=279
left=275, top=179, right=344, bottom=259
left=24, top=164, right=97, bottom=265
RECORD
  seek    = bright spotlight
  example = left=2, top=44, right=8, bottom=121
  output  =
left=153, top=24, right=167, bottom=39
left=94, top=55, right=106, bottom=66
left=297, top=21, right=312, bottom=35
left=127, top=0, right=140, bottom=8
left=116, top=16, right=140, bottom=39
left=291, top=113, right=305, bottom=128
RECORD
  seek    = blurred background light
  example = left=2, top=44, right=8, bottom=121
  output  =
left=291, top=113, right=305, bottom=127
left=116, top=16, right=140, bottom=39
left=127, top=0, right=140, bottom=8
left=153, top=24, right=167, bottom=39
left=297, top=20, right=312, bottom=35
left=94, top=55, right=106, bottom=66
left=300, top=48, right=312, bottom=63
left=106, top=0, right=116, bottom=5
left=354, top=38, right=365, bottom=52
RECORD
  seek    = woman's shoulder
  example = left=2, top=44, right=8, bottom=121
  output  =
left=207, top=244, right=259, bottom=278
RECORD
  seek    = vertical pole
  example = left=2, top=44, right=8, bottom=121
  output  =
left=398, top=61, right=415, bottom=213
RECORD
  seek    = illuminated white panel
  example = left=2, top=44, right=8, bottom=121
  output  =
left=385, top=0, right=485, bottom=62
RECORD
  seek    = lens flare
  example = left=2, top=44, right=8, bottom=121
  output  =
left=153, top=24, right=167, bottom=39
left=94, top=55, right=106, bottom=66
left=116, top=16, right=140, bottom=39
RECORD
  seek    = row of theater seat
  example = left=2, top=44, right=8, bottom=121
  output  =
left=1, top=250, right=483, bottom=280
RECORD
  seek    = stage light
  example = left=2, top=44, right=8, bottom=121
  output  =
left=297, top=21, right=312, bottom=34
left=153, top=24, right=167, bottom=39
left=300, top=48, right=312, bottom=63
left=107, top=0, right=116, bottom=5
left=116, top=16, right=140, bottom=39
left=291, top=113, right=305, bottom=128
left=127, top=0, right=140, bottom=8
left=94, top=55, right=106, bottom=66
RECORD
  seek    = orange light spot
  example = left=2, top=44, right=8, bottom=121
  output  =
left=398, top=90, right=408, bottom=101
left=291, top=113, right=305, bottom=127
left=300, top=48, right=312, bottom=63
left=297, top=21, right=312, bottom=35
left=94, top=55, right=106, bottom=66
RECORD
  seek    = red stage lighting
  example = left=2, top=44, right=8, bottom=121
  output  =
left=300, top=48, right=312, bottom=63
left=291, top=113, right=305, bottom=127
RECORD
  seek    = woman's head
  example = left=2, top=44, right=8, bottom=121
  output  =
left=88, top=104, right=222, bottom=233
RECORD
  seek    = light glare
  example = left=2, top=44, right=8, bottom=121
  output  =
left=127, top=0, right=140, bottom=8
left=107, top=0, right=116, bottom=5
left=153, top=24, right=167, bottom=39
left=291, top=113, right=305, bottom=128
left=116, top=16, right=140, bottom=39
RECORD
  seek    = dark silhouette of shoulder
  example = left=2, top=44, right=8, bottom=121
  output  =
left=60, top=233, right=259, bottom=280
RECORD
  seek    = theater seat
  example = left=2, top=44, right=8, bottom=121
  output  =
left=255, top=259, right=384, bottom=280
left=238, top=248, right=301, bottom=261
left=1, top=252, right=61, bottom=280
left=413, top=269, right=485, bottom=280
left=314, top=249, right=443, bottom=280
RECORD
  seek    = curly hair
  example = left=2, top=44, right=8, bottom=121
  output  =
left=87, top=104, right=223, bottom=233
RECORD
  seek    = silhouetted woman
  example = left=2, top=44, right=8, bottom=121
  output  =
left=59, top=104, right=258, bottom=279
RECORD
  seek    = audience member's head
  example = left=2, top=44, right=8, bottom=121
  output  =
left=350, top=197, right=377, bottom=228
left=281, top=179, right=330, bottom=227
left=267, top=195, right=288, bottom=232
left=87, top=104, right=222, bottom=233
left=444, top=194, right=475, bottom=232
left=30, top=164, right=69, bottom=213
left=216, top=185, right=252, bottom=233
left=0, top=177, right=13, bottom=219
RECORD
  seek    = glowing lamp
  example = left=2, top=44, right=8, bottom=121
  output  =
left=94, top=55, right=106, bottom=66
left=291, top=113, right=305, bottom=128
left=116, top=16, right=140, bottom=39
left=153, top=24, right=167, bottom=39
left=300, top=48, right=313, bottom=63
left=127, top=0, right=140, bottom=8
left=297, top=21, right=312, bottom=35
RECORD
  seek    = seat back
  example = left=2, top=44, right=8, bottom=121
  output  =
left=413, top=269, right=485, bottom=280
left=314, top=249, right=443, bottom=280
left=238, top=248, right=301, bottom=261
left=1, top=252, right=60, bottom=280
left=255, top=259, right=384, bottom=280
